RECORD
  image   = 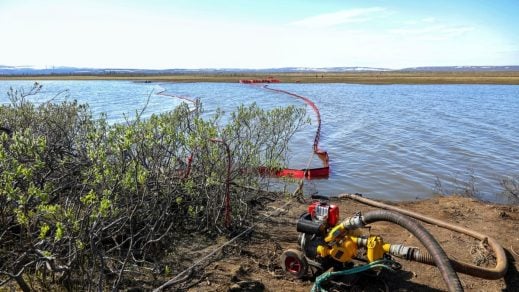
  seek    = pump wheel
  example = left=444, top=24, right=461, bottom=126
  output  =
left=281, top=249, right=308, bottom=279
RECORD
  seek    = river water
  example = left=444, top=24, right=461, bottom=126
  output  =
left=1, top=81, right=518, bottom=202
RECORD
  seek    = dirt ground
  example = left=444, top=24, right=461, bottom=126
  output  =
left=159, top=195, right=519, bottom=292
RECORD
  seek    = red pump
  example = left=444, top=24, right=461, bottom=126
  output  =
left=308, top=196, right=339, bottom=227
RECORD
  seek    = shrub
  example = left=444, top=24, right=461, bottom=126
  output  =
left=0, top=83, right=307, bottom=290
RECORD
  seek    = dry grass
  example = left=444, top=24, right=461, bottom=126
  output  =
left=2, top=71, right=519, bottom=84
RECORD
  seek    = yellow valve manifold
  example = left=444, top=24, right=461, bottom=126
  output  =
left=316, top=234, right=392, bottom=263
left=316, top=236, right=357, bottom=262
left=315, top=213, right=393, bottom=263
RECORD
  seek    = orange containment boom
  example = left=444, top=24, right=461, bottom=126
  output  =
left=262, top=85, right=330, bottom=179
left=159, top=85, right=330, bottom=180
left=239, top=76, right=280, bottom=84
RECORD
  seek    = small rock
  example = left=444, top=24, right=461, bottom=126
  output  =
left=228, top=280, right=265, bottom=291
left=229, top=283, right=241, bottom=291
left=499, top=211, right=509, bottom=219
left=230, top=265, right=249, bottom=282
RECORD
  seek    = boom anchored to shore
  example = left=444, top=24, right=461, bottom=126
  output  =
left=260, top=85, right=330, bottom=178
left=156, top=83, right=330, bottom=179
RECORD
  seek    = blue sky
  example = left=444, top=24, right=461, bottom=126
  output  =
left=1, top=0, right=518, bottom=69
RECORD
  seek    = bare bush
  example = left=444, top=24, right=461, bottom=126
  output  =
left=433, top=172, right=519, bottom=204
left=432, top=170, right=479, bottom=198
left=500, top=176, right=519, bottom=204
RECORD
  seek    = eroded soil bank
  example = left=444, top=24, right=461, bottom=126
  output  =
left=158, top=195, right=518, bottom=291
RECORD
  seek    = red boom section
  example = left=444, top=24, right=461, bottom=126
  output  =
left=239, top=76, right=280, bottom=84
left=262, top=85, right=330, bottom=179
left=239, top=79, right=280, bottom=84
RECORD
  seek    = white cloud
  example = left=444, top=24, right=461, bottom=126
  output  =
left=290, top=7, right=386, bottom=28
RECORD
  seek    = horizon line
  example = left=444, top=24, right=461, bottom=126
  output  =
left=2, top=64, right=519, bottom=71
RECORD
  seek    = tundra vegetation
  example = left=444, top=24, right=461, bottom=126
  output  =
left=0, top=83, right=307, bottom=290
left=2, top=71, right=519, bottom=84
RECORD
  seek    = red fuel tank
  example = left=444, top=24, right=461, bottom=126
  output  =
left=308, top=201, right=339, bottom=227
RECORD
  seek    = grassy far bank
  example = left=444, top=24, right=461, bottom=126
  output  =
left=1, top=71, right=519, bottom=84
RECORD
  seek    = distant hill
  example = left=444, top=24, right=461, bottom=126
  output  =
left=400, top=66, right=519, bottom=72
left=0, top=66, right=393, bottom=75
left=1, top=65, right=518, bottom=75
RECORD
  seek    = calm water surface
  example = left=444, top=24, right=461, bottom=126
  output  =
left=0, top=81, right=180, bottom=123
left=1, top=81, right=518, bottom=202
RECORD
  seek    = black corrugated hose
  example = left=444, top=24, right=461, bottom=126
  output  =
left=362, top=210, right=464, bottom=292
left=338, top=193, right=507, bottom=280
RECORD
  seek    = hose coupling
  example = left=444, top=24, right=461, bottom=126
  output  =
left=389, top=244, right=413, bottom=259
left=324, top=213, right=365, bottom=243
left=344, top=212, right=365, bottom=229
left=389, top=244, right=428, bottom=262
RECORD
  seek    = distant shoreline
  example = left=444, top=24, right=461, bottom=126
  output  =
left=1, top=71, right=519, bottom=84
